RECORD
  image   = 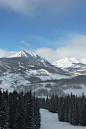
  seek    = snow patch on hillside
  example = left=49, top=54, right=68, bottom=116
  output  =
left=25, top=69, right=72, bottom=81
left=0, top=69, right=72, bottom=91
left=0, top=72, right=30, bottom=91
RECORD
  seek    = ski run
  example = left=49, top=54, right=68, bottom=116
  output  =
left=40, top=109, right=86, bottom=129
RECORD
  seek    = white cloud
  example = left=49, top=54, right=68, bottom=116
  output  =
left=35, top=33, right=86, bottom=62
left=0, top=49, right=17, bottom=58
left=0, top=0, right=84, bottom=16
left=21, top=40, right=30, bottom=47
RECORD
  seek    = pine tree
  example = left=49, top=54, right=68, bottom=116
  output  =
left=54, top=94, right=59, bottom=113
left=64, top=95, right=70, bottom=122
left=35, top=98, right=41, bottom=129
left=58, top=96, right=65, bottom=121
left=16, top=93, right=25, bottom=129
left=69, top=93, right=74, bottom=124
left=45, top=96, right=50, bottom=110
left=9, top=90, right=18, bottom=129
left=80, top=102, right=86, bottom=126
left=0, top=91, right=9, bottom=128
left=25, top=90, right=34, bottom=129
left=72, top=101, right=79, bottom=125
left=49, top=95, right=56, bottom=113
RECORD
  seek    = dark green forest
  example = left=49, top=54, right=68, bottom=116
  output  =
left=1, top=88, right=86, bottom=128
left=0, top=90, right=41, bottom=129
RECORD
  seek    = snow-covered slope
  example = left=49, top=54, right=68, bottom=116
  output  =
left=52, top=57, right=86, bottom=70
left=0, top=57, right=86, bottom=97
left=0, top=57, right=72, bottom=96
left=53, top=58, right=73, bottom=68
left=52, top=57, right=84, bottom=69
left=11, top=51, right=86, bottom=75
left=10, top=50, right=54, bottom=68
left=52, top=57, right=86, bottom=75
left=2, top=52, right=86, bottom=97
left=81, top=58, right=86, bottom=64
left=11, top=51, right=86, bottom=73
left=40, top=109, right=86, bottom=129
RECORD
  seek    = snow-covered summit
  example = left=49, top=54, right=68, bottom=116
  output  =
left=10, top=50, right=35, bottom=58
left=52, top=57, right=73, bottom=68
left=70, top=57, right=81, bottom=63
left=52, top=57, right=86, bottom=69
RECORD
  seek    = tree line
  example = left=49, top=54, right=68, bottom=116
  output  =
left=0, top=90, right=41, bottom=129
left=39, top=93, right=86, bottom=126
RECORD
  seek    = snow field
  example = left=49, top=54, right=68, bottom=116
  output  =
left=40, top=109, right=86, bottom=129
left=0, top=72, right=30, bottom=90
left=25, top=68, right=72, bottom=81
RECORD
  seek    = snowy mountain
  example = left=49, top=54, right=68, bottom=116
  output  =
left=52, top=57, right=84, bottom=69
left=0, top=57, right=72, bottom=97
left=11, top=49, right=35, bottom=58
left=10, top=50, right=54, bottom=68
left=0, top=56, right=86, bottom=97
left=11, top=51, right=86, bottom=74
left=0, top=51, right=86, bottom=97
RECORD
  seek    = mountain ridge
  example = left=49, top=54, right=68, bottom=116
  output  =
left=10, top=50, right=55, bottom=68
left=0, top=51, right=86, bottom=97
left=10, top=50, right=86, bottom=75
left=0, top=56, right=72, bottom=97
left=11, top=50, right=86, bottom=69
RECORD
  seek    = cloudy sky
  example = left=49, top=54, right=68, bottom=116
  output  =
left=0, top=0, right=86, bottom=62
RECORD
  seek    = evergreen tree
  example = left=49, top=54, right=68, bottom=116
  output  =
left=80, top=102, right=86, bottom=126
left=72, top=101, right=79, bottom=125
left=25, top=90, right=34, bottom=129
left=49, top=95, right=56, bottom=113
left=69, top=93, right=74, bottom=124
left=0, top=91, right=9, bottom=128
left=54, top=94, right=59, bottom=113
left=64, top=95, right=70, bottom=122
left=45, top=96, right=50, bottom=110
left=16, top=93, right=25, bottom=129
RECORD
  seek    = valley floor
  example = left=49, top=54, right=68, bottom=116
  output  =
left=40, top=109, right=86, bottom=129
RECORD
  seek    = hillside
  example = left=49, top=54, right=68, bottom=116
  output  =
left=52, top=57, right=86, bottom=75
left=0, top=56, right=72, bottom=97
left=0, top=50, right=86, bottom=97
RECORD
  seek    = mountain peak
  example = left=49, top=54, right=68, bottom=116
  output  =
left=52, top=57, right=86, bottom=69
left=70, top=57, right=81, bottom=63
left=10, top=50, right=54, bottom=68
left=52, top=57, right=72, bottom=68
left=10, top=50, right=35, bottom=58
